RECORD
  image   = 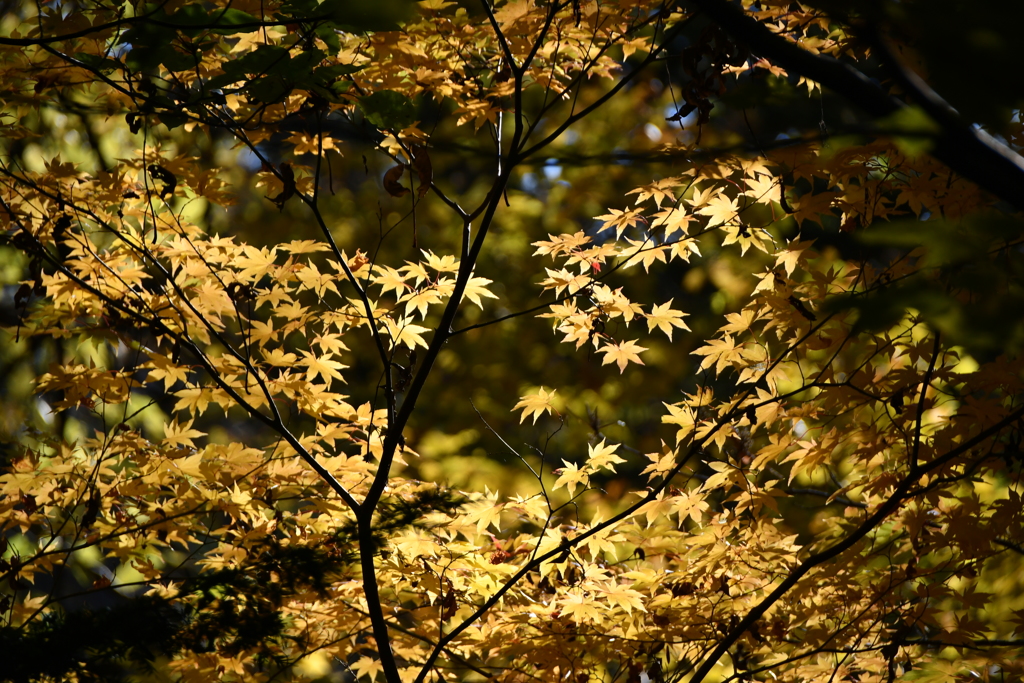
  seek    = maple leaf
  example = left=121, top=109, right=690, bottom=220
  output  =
left=300, top=350, right=348, bottom=385
left=599, top=340, right=647, bottom=373
left=686, top=184, right=721, bottom=209
left=539, top=267, right=591, bottom=295
left=599, top=584, right=647, bottom=613
left=692, top=334, right=744, bottom=375
left=775, top=239, right=814, bottom=277
left=399, top=260, right=431, bottom=286
left=465, top=494, right=504, bottom=533
left=351, top=656, right=384, bottom=681
left=559, top=591, right=603, bottom=623
left=622, top=238, right=668, bottom=271
left=401, top=287, right=443, bottom=318
left=279, top=240, right=330, bottom=254
left=163, top=419, right=205, bottom=449
left=627, top=176, right=682, bottom=207
left=513, top=387, right=558, bottom=424
left=698, top=193, right=740, bottom=228
left=672, top=491, right=709, bottom=524
left=742, top=173, right=782, bottom=204
left=421, top=250, right=460, bottom=273
left=552, top=460, right=589, bottom=496
left=635, top=491, right=674, bottom=527
left=790, top=190, right=837, bottom=226
left=462, top=276, right=498, bottom=307
left=642, top=442, right=679, bottom=477
left=645, top=300, right=690, bottom=340
left=595, top=207, right=647, bottom=238
left=373, top=265, right=411, bottom=296
left=173, top=387, right=214, bottom=416
left=383, top=317, right=431, bottom=350
left=532, top=231, right=591, bottom=258
left=651, top=206, right=696, bottom=238
left=313, top=333, right=350, bottom=355
left=146, top=354, right=190, bottom=391
left=586, top=440, right=626, bottom=472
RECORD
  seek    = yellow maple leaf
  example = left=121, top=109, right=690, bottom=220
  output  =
left=775, top=239, right=814, bottom=277
left=465, top=497, right=504, bottom=534
left=533, top=231, right=592, bottom=258
left=163, top=419, right=205, bottom=449
left=146, top=353, right=190, bottom=391
left=600, top=584, right=647, bottom=614
left=642, top=441, right=679, bottom=477
left=586, top=440, right=626, bottom=472
left=698, top=194, right=740, bottom=228
left=742, top=173, right=781, bottom=204
left=595, top=207, right=647, bottom=238
left=622, top=238, right=668, bottom=272
left=351, top=656, right=384, bottom=681
left=401, top=287, right=443, bottom=318
left=279, top=239, right=330, bottom=254
left=513, top=387, right=558, bottom=424
left=651, top=206, right=696, bottom=238
left=421, top=250, right=460, bottom=273
left=645, top=299, right=690, bottom=340
left=691, top=334, right=743, bottom=375
left=599, top=340, right=647, bottom=373
left=384, top=317, right=430, bottom=350
left=559, top=591, right=603, bottom=623
left=462, top=276, right=498, bottom=307
left=626, top=176, right=682, bottom=207
left=686, top=184, right=720, bottom=209
left=635, top=490, right=674, bottom=527
left=552, top=460, right=589, bottom=496
left=300, top=350, right=348, bottom=385
left=372, top=265, right=410, bottom=297
left=539, top=267, right=591, bottom=295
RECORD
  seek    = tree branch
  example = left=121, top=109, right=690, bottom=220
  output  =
left=689, top=0, right=1024, bottom=213
left=686, top=401, right=1024, bottom=683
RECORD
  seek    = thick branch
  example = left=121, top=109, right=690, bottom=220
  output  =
left=690, top=0, right=1024, bottom=213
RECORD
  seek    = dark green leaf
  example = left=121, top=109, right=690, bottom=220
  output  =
left=315, top=24, right=342, bottom=52
left=358, top=90, right=416, bottom=130
left=156, top=110, right=188, bottom=129
left=222, top=45, right=290, bottom=79
left=71, top=53, right=122, bottom=74
left=160, top=47, right=198, bottom=73
left=246, top=76, right=293, bottom=104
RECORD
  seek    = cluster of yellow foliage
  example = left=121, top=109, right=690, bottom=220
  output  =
left=1, top=0, right=1023, bottom=682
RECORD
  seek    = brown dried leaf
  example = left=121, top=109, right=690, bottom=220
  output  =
left=383, top=164, right=409, bottom=197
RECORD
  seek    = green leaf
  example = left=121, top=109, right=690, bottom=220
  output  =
left=315, top=25, right=342, bottom=53
left=222, top=45, right=291, bottom=79
left=358, top=90, right=416, bottom=130
left=281, top=0, right=417, bottom=31
left=313, top=64, right=363, bottom=81
left=207, top=8, right=263, bottom=34
left=156, top=110, right=188, bottom=130
left=160, top=47, right=198, bottom=73
left=167, top=5, right=262, bottom=36
left=246, top=76, right=293, bottom=104
left=288, top=50, right=327, bottom=82
left=71, top=53, right=122, bottom=74
left=875, top=106, right=940, bottom=155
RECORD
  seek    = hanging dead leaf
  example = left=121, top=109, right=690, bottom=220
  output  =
left=411, top=146, right=432, bottom=198
left=384, top=164, right=409, bottom=197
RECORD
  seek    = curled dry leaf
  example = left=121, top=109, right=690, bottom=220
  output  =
left=411, top=146, right=432, bottom=198
left=384, top=164, right=409, bottom=197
